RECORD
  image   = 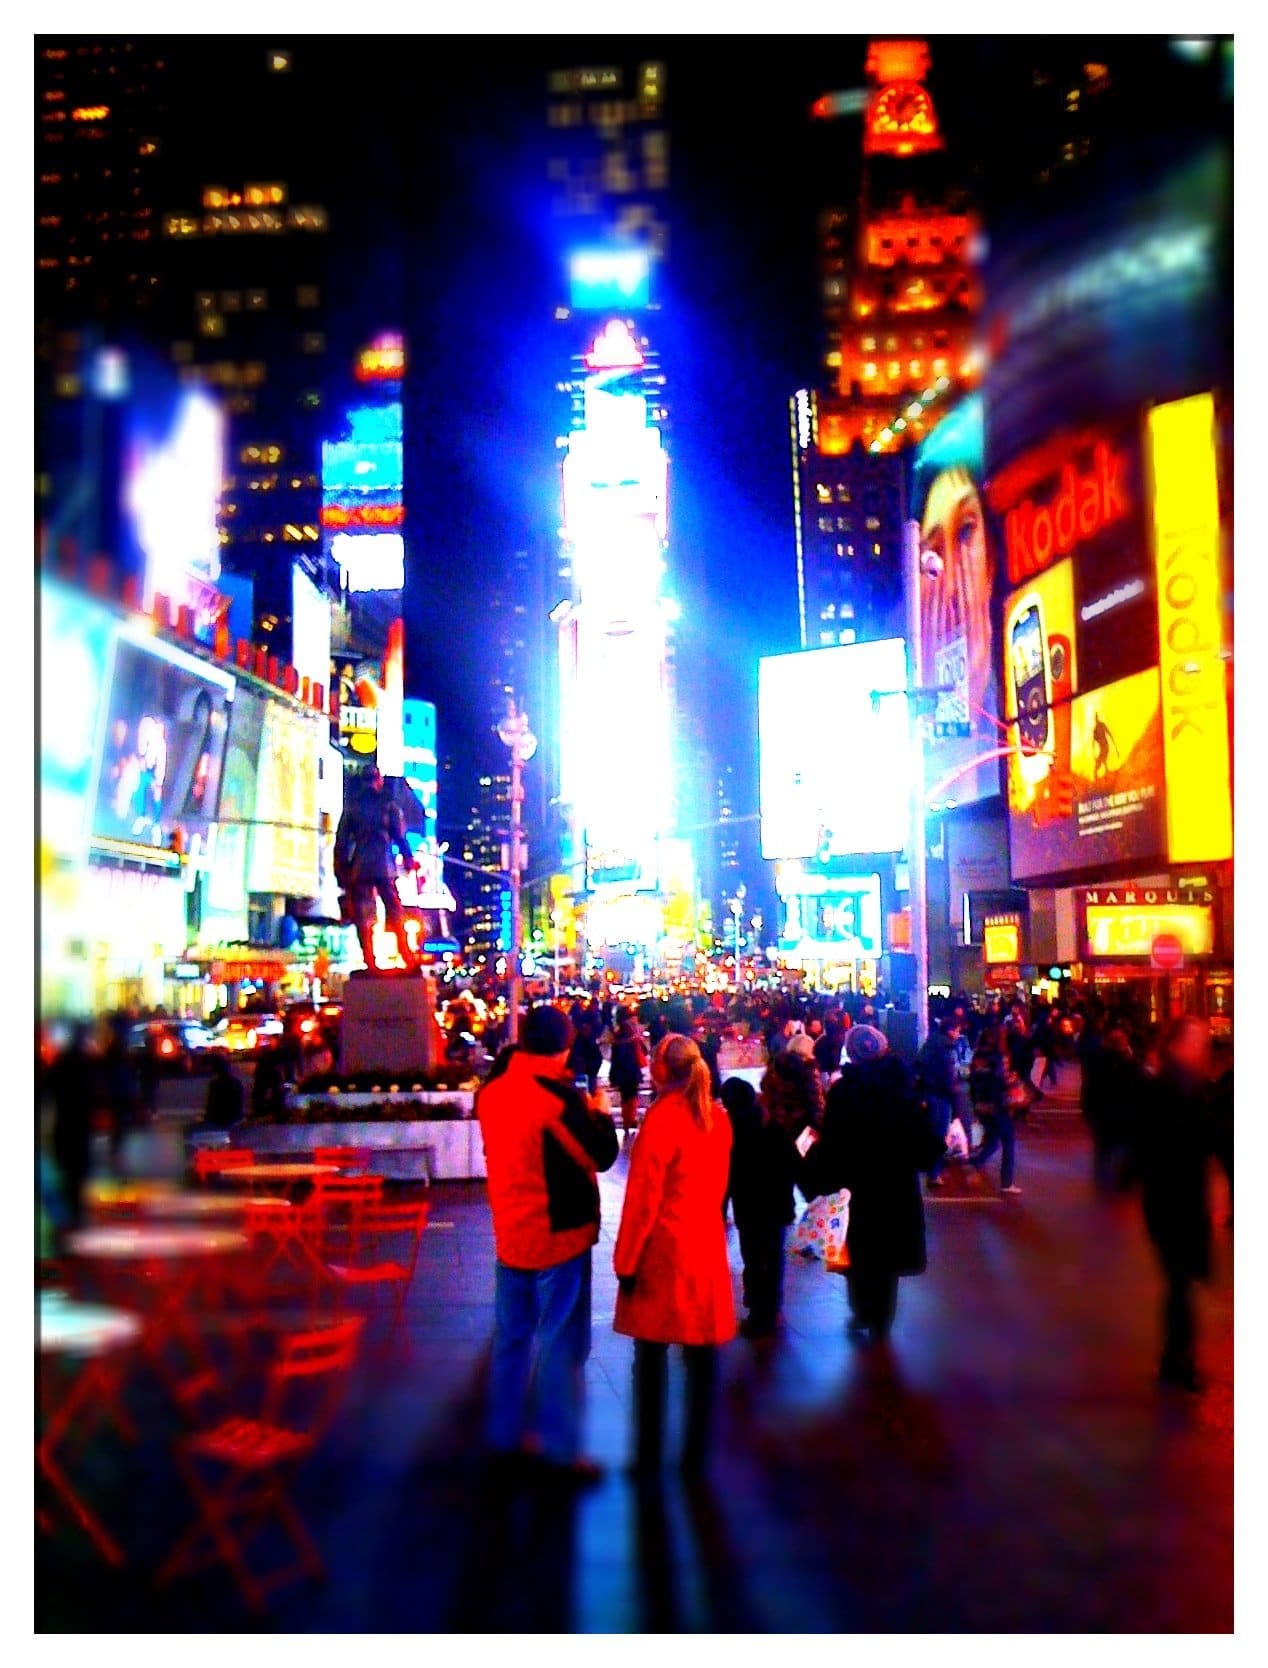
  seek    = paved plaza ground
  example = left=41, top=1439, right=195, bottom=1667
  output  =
left=37, top=1104, right=1233, bottom=1633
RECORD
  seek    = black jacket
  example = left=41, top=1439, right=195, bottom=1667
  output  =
left=1134, top=1064, right=1213, bottom=1279
left=805, top=1056, right=944, bottom=1276
left=730, top=1115, right=799, bottom=1230
left=205, top=1072, right=246, bottom=1129
left=914, top=1031, right=957, bottom=1100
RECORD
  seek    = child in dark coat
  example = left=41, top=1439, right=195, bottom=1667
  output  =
left=724, top=1056, right=816, bottom=1339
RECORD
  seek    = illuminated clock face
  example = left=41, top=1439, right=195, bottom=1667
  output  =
left=871, top=83, right=936, bottom=138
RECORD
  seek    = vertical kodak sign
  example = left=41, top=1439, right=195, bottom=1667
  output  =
left=1148, top=394, right=1232, bottom=864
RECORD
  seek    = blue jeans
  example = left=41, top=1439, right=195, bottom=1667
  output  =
left=488, top=1251, right=592, bottom=1465
left=972, top=1110, right=1016, bottom=1189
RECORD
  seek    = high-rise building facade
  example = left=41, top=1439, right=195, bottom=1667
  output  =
left=547, top=60, right=692, bottom=966
left=792, top=40, right=981, bottom=650
left=461, top=771, right=513, bottom=961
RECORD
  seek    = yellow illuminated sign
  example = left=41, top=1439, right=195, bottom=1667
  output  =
left=1085, top=904, right=1215, bottom=960
left=1148, top=394, right=1232, bottom=863
left=983, top=918, right=1021, bottom=965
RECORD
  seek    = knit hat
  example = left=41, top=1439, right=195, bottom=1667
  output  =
left=787, top=1033, right=817, bottom=1060
left=522, top=1004, right=574, bottom=1057
left=844, top=1024, right=888, bottom=1064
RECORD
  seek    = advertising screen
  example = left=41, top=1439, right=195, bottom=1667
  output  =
left=41, top=578, right=118, bottom=859
left=908, top=395, right=1000, bottom=804
left=92, top=627, right=234, bottom=859
left=993, top=415, right=1173, bottom=883
left=247, top=698, right=323, bottom=898
left=291, top=566, right=331, bottom=694
left=759, top=639, right=911, bottom=860
left=205, top=684, right=264, bottom=920
left=774, top=866, right=882, bottom=958
left=121, top=372, right=225, bottom=637
left=569, top=250, right=651, bottom=311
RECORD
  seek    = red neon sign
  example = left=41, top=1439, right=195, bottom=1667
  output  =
left=320, top=503, right=405, bottom=529
left=585, top=320, right=644, bottom=371
left=1001, top=443, right=1131, bottom=587
left=356, top=334, right=405, bottom=382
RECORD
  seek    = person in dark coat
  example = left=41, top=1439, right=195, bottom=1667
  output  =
left=807, top=1025, right=944, bottom=1343
left=726, top=1071, right=800, bottom=1338
left=566, top=1018, right=604, bottom=1095
left=45, top=1023, right=99, bottom=1232
left=251, top=1051, right=286, bottom=1121
left=1133, top=1016, right=1216, bottom=1391
left=915, top=1017, right=963, bottom=1189
left=204, top=1057, right=246, bottom=1129
left=968, top=1028, right=1020, bottom=1194
left=101, top=1021, right=140, bottom=1175
left=1209, top=1039, right=1233, bottom=1227
left=1082, top=1026, right=1142, bottom=1192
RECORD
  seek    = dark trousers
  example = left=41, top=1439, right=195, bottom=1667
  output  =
left=737, top=1221, right=786, bottom=1326
left=847, top=1265, right=899, bottom=1339
left=633, top=1340, right=718, bottom=1471
left=972, top=1109, right=1016, bottom=1188
left=1160, top=1266, right=1197, bottom=1378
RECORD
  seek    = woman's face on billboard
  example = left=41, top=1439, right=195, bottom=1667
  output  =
left=920, top=468, right=994, bottom=723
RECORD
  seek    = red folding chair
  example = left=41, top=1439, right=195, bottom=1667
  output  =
left=324, top=1199, right=431, bottom=1343
left=156, top=1317, right=364, bottom=1612
left=193, top=1149, right=256, bottom=1184
left=312, top=1145, right=371, bottom=1175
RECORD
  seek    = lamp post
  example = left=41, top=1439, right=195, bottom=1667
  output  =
left=903, top=518, right=931, bottom=1049
left=551, top=906, right=564, bottom=1000
left=497, top=700, right=537, bottom=1046
left=729, top=883, right=747, bottom=991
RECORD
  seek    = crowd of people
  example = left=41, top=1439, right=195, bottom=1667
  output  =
left=39, top=974, right=1233, bottom=1478
left=473, top=985, right=1233, bottom=1487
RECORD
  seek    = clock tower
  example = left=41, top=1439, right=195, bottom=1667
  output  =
left=863, top=39, right=942, bottom=157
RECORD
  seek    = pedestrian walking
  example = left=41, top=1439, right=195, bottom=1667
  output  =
left=968, top=1028, right=1022, bottom=1195
left=915, top=1015, right=966, bottom=1190
left=614, top=1035, right=736, bottom=1475
left=478, top=1004, right=618, bottom=1483
left=44, top=1023, right=99, bottom=1233
left=204, top=1056, right=245, bottom=1129
left=609, top=1010, right=649, bottom=1136
left=806, top=1025, right=944, bottom=1344
left=1132, top=1016, right=1216, bottom=1392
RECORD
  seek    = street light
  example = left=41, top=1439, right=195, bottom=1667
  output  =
left=496, top=699, right=537, bottom=1045
left=729, top=884, right=747, bottom=990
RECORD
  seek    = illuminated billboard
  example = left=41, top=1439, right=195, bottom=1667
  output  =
left=291, top=565, right=331, bottom=694
left=759, top=640, right=911, bottom=861
left=92, top=626, right=235, bottom=863
left=322, top=390, right=405, bottom=595
left=206, top=683, right=264, bottom=927
left=990, top=413, right=1188, bottom=883
left=908, top=395, right=999, bottom=805
left=569, top=250, right=651, bottom=311
left=40, top=578, right=117, bottom=860
left=123, top=384, right=225, bottom=636
left=1147, top=394, right=1232, bottom=865
left=774, top=864, right=883, bottom=959
left=557, top=319, right=676, bottom=933
left=247, top=698, right=323, bottom=898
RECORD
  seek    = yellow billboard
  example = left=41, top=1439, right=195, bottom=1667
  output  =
left=1148, top=394, right=1232, bottom=864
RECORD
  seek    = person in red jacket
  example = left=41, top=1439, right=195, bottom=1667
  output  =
left=614, top=1033, right=737, bottom=1476
left=478, top=1004, right=618, bottom=1484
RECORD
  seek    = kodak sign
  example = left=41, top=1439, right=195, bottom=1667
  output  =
left=1003, top=443, right=1131, bottom=587
left=1148, top=394, right=1232, bottom=865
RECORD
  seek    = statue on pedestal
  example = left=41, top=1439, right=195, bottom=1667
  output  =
left=334, top=768, right=421, bottom=973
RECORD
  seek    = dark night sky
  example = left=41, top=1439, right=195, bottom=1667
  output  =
left=154, top=37, right=988, bottom=817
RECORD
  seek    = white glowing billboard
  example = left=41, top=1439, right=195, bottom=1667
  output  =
left=558, top=319, right=675, bottom=911
left=124, top=387, right=223, bottom=622
left=759, top=639, right=912, bottom=860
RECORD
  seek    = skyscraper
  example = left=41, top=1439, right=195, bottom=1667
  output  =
left=792, top=40, right=981, bottom=649
left=547, top=59, right=692, bottom=967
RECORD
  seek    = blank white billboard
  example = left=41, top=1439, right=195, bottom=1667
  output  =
left=759, top=638, right=912, bottom=861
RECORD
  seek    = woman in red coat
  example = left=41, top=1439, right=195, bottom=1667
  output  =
left=614, top=1033, right=737, bottom=1475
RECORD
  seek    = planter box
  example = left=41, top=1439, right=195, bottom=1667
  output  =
left=228, top=1115, right=485, bottom=1181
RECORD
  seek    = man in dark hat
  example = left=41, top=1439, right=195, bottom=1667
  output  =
left=477, top=1004, right=618, bottom=1484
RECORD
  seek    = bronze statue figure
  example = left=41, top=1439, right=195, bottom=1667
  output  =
left=334, top=768, right=421, bottom=973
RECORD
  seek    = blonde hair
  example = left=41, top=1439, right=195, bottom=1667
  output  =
left=653, top=1034, right=715, bottom=1131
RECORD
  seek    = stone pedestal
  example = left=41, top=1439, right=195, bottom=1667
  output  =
left=341, top=973, right=437, bottom=1074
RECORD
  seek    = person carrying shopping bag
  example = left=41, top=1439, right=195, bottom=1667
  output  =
left=614, top=1034, right=737, bottom=1476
